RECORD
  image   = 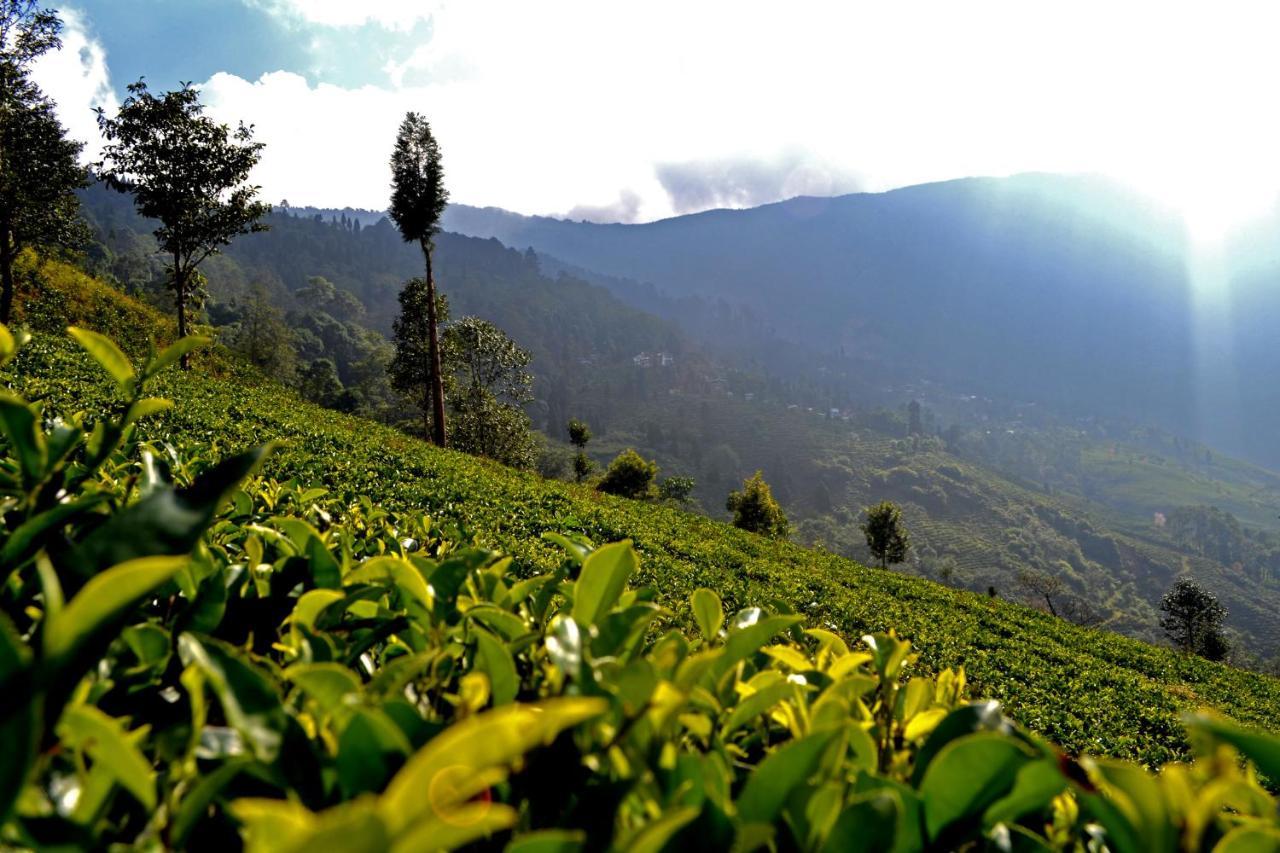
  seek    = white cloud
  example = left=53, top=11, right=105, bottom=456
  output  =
left=45, top=0, right=1280, bottom=229
left=29, top=8, right=118, bottom=161
left=249, top=0, right=440, bottom=29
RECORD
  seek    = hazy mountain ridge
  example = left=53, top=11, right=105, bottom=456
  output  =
left=442, top=174, right=1280, bottom=469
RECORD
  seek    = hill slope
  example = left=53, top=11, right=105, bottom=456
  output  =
left=13, top=325, right=1280, bottom=768
left=73, top=184, right=1280, bottom=657
left=443, top=174, right=1280, bottom=471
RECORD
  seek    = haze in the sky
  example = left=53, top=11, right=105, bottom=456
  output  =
left=36, top=1, right=1280, bottom=238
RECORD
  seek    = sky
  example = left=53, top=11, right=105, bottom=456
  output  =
left=32, top=1, right=1280, bottom=233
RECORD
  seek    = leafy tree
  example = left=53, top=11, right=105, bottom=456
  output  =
left=388, top=111, right=449, bottom=446
left=658, top=475, right=696, bottom=506
left=298, top=358, right=343, bottom=408
left=225, top=284, right=296, bottom=381
left=726, top=471, right=789, bottom=538
left=390, top=279, right=452, bottom=439
left=568, top=417, right=593, bottom=482
left=861, top=500, right=910, bottom=569
left=96, top=81, right=269, bottom=366
left=597, top=448, right=658, bottom=499
left=1160, top=578, right=1229, bottom=660
left=444, top=316, right=537, bottom=469
left=0, top=1, right=86, bottom=323
left=568, top=417, right=591, bottom=449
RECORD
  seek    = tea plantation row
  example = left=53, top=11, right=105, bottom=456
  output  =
left=10, top=332, right=1280, bottom=769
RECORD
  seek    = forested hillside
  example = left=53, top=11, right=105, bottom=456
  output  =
left=74, top=185, right=1280, bottom=663
left=443, top=175, right=1280, bottom=472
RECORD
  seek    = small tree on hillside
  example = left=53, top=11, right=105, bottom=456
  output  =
left=659, top=475, right=696, bottom=507
left=1160, top=577, right=1229, bottom=661
left=597, top=448, right=657, bottom=499
left=388, top=112, right=449, bottom=446
left=1016, top=567, right=1065, bottom=618
left=390, top=278, right=451, bottom=439
left=568, top=417, right=594, bottom=482
left=445, top=316, right=537, bottom=469
left=96, top=81, right=269, bottom=367
left=861, top=500, right=910, bottom=569
left=226, top=284, right=296, bottom=381
left=0, top=1, right=87, bottom=324
left=726, top=471, right=789, bottom=538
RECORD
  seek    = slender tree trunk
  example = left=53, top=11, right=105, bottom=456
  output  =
left=1043, top=594, right=1058, bottom=618
left=0, top=226, right=14, bottom=327
left=174, top=251, right=190, bottom=369
left=423, top=240, right=447, bottom=447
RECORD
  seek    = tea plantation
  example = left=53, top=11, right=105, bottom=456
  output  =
left=12, top=326, right=1280, bottom=768
left=4, top=322, right=1280, bottom=850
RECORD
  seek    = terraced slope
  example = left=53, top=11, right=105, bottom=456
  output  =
left=11, top=331, right=1279, bottom=768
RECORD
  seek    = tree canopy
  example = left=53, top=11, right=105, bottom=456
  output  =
left=0, top=1, right=85, bottom=323
left=861, top=500, right=910, bottom=569
left=1160, top=577, right=1230, bottom=661
left=96, top=80, right=268, bottom=362
left=726, top=471, right=790, bottom=538
left=389, top=112, right=449, bottom=444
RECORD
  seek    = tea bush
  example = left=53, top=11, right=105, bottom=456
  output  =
left=2, top=326, right=1280, bottom=850
left=6, top=323, right=1280, bottom=765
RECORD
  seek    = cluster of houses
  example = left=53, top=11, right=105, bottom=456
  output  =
left=632, top=351, right=675, bottom=368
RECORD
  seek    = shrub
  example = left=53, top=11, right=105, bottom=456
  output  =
left=726, top=470, right=790, bottom=537
left=597, top=447, right=657, bottom=499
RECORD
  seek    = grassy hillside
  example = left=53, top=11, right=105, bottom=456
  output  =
left=11, top=326, right=1279, bottom=769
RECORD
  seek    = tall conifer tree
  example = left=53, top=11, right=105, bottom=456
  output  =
left=389, top=112, right=449, bottom=446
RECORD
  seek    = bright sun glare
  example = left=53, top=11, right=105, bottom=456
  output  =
left=1125, top=144, right=1280, bottom=246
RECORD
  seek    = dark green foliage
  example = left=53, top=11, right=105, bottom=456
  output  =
left=388, top=112, right=448, bottom=445
left=223, top=284, right=297, bottom=381
left=573, top=451, right=595, bottom=483
left=389, top=278, right=450, bottom=438
left=1161, top=578, right=1230, bottom=660
left=444, top=316, right=536, bottom=469
left=568, top=418, right=594, bottom=482
left=568, top=417, right=591, bottom=448
left=726, top=470, right=789, bottom=538
left=298, top=358, right=344, bottom=408
left=862, top=500, right=910, bottom=569
left=597, top=448, right=657, bottom=499
left=95, top=80, right=268, bottom=363
left=0, top=2, right=86, bottom=323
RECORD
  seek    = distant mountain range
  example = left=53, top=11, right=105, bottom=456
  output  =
left=438, top=174, right=1280, bottom=469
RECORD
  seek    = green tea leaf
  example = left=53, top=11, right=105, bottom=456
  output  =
left=919, top=732, right=1034, bottom=841
left=147, top=335, right=212, bottom=378
left=737, top=728, right=842, bottom=824
left=379, top=698, right=606, bottom=835
left=179, top=633, right=287, bottom=762
left=43, top=555, right=186, bottom=665
left=57, top=704, right=157, bottom=810
left=572, top=541, right=637, bottom=627
left=69, top=326, right=136, bottom=393
left=475, top=628, right=519, bottom=706
left=691, top=587, right=724, bottom=641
